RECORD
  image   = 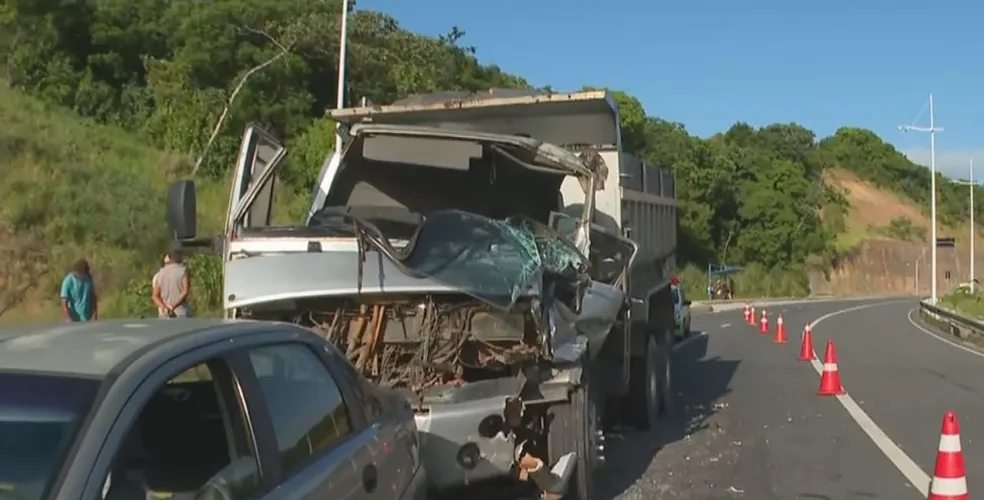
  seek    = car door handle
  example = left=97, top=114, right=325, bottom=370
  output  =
left=362, top=464, right=378, bottom=493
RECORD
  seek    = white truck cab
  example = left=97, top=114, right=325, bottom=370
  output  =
left=163, top=88, right=679, bottom=500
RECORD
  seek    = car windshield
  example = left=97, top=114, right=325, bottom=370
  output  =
left=0, top=372, right=100, bottom=500
left=403, top=210, right=587, bottom=310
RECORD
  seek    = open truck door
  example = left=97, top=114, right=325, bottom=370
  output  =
left=225, top=124, right=286, bottom=238
left=163, top=123, right=285, bottom=259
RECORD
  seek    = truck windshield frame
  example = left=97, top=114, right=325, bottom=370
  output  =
left=0, top=372, right=101, bottom=500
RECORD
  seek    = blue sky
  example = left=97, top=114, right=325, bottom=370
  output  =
left=359, top=0, right=984, bottom=179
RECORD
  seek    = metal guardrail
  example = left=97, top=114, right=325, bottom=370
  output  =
left=918, top=300, right=984, bottom=341
left=692, top=295, right=824, bottom=307
left=693, top=293, right=919, bottom=312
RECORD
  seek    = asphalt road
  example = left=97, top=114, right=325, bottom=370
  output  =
left=598, top=297, right=984, bottom=500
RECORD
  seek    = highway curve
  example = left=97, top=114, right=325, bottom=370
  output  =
left=810, top=299, right=984, bottom=496
left=600, top=298, right=979, bottom=500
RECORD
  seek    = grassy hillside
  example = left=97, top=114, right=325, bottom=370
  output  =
left=821, top=127, right=983, bottom=240
left=0, top=84, right=231, bottom=323
left=825, top=167, right=981, bottom=253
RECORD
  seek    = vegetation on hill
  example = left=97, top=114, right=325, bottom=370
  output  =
left=822, top=128, right=983, bottom=228
left=939, top=287, right=984, bottom=321
left=0, top=0, right=967, bottom=319
left=0, top=83, right=227, bottom=319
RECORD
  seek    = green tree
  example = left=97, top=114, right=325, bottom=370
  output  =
left=0, top=0, right=974, bottom=312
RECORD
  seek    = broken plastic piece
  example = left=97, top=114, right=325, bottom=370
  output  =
left=523, top=451, right=577, bottom=498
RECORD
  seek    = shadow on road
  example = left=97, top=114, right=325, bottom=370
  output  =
left=596, top=332, right=741, bottom=499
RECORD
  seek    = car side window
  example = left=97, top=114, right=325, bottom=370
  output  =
left=102, top=360, right=260, bottom=500
left=328, top=347, right=383, bottom=421
left=248, top=343, right=353, bottom=477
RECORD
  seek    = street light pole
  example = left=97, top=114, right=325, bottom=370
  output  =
left=900, top=93, right=944, bottom=302
left=955, top=160, right=976, bottom=292
left=968, top=158, right=977, bottom=293
left=333, top=0, right=350, bottom=156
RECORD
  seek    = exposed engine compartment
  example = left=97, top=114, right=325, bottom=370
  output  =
left=250, top=294, right=544, bottom=400
left=235, top=208, right=634, bottom=408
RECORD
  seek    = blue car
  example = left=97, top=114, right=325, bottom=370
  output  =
left=670, top=279, right=692, bottom=339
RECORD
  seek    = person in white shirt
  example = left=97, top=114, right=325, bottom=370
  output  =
left=151, top=254, right=170, bottom=318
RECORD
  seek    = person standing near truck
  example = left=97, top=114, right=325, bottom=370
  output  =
left=151, top=253, right=171, bottom=317
left=60, top=259, right=98, bottom=322
left=152, top=249, right=191, bottom=318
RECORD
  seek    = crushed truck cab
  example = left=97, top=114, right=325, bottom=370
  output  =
left=165, top=88, right=678, bottom=500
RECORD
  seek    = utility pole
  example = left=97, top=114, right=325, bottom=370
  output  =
left=955, top=160, right=975, bottom=292
left=333, top=0, right=350, bottom=156
left=899, top=93, right=943, bottom=302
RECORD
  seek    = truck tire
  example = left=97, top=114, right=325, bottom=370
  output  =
left=622, top=327, right=674, bottom=429
left=622, top=334, right=661, bottom=430
left=657, top=328, right=674, bottom=415
left=548, top=380, right=600, bottom=500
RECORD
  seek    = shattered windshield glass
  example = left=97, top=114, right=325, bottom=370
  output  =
left=402, top=210, right=586, bottom=310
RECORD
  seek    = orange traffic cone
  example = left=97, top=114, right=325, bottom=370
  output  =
left=759, top=310, right=769, bottom=333
left=748, top=305, right=756, bottom=326
left=928, top=411, right=968, bottom=500
left=773, top=314, right=787, bottom=344
left=743, top=303, right=751, bottom=324
left=798, top=324, right=815, bottom=361
left=816, top=340, right=845, bottom=396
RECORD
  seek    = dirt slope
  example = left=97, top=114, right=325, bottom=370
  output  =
left=817, top=168, right=980, bottom=296
left=824, top=168, right=929, bottom=238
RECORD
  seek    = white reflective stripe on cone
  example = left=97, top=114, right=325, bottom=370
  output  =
left=937, top=433, right=963, bottom=453
left=822, top=363, right=838, bottom=371
left=929, top=476, right=968, bottom=495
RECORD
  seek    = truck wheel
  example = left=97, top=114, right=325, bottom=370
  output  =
left=657, top=328, right=674, bottom=415
left=622, top=334, right=661, bottom=430
left=548, top=382, right=601, bottom=500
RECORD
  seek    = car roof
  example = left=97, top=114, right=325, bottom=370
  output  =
left=0, top=319, right=285, bottom=378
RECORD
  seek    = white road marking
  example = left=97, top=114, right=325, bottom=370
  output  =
left=720, top=323, right=732, bottom=328
left=673, top=331, right=708, bottom=352
left=906, top=308, right=984, bottom=360
left=809, top=301, right=931, bottom=497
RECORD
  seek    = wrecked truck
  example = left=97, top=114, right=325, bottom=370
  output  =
left=164, top=88, right=679, bottom=500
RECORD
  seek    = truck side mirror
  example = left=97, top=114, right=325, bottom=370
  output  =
left=166, top=180, right=197, bottom=241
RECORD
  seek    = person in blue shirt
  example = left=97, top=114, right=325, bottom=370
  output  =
left=60, top=259, right=98, bottom=322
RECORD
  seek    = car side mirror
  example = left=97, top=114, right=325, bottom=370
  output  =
left=683, top=299, right=692, bottom=306
left=166, top=180, right=197, bottom=241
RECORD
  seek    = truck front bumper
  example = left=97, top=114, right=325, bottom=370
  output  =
left=413, top=383, right=519, bottom=491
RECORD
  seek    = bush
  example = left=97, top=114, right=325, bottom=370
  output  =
left=939, top=287, right=984, bottom=320
left=0, top=84, right=236, bottom=323
left=678, top=263, right=811, bottom=300
left=115, top=253, right=224, bottom=318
